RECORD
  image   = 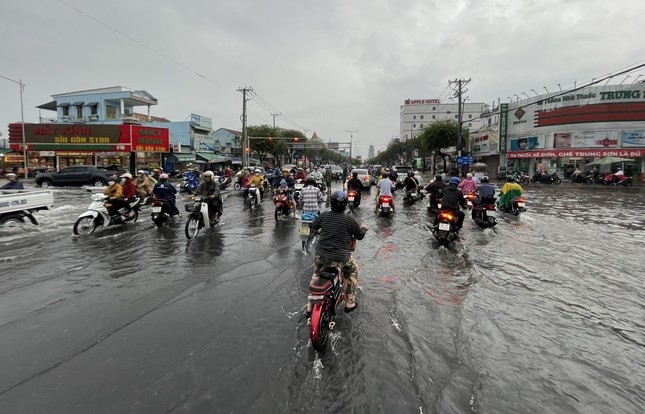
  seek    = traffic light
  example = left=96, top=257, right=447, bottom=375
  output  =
left=246, top=147, right=250, bottom=153
left=294, top=137, right=299, bottom=142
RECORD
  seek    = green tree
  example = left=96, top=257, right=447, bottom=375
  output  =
left=419, top=119, right=468, bottom=174
left=247, top=125, right=291, bottom=165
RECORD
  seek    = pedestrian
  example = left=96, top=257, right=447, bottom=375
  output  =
left=0, top=173, right=24, bottom=190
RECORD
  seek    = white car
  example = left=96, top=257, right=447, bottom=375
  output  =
left=349, top=169, right=372, bottom=188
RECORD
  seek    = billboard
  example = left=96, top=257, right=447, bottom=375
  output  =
left=571, top=130, right=618, bottom=148
left=622, top=130, right=645, bottom=147
left=509, top=136, right=542, bottom=151
left=190, top=113, right=213, bottom=130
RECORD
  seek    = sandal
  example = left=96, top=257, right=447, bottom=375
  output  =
left=344, top=302, right=359, bottom=313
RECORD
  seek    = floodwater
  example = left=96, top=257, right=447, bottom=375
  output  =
left=0, top=179, right=643, bottom=413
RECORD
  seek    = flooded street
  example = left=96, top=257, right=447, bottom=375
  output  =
left=0, top=179, right=644, bottom=413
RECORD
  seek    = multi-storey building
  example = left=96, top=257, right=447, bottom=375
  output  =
left=399, top=98, right=486, bottom=141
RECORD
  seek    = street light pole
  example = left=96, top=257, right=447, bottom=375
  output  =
left=345, top=130, right=358, bottom=159
left=0, top=75, right=27, bottom=179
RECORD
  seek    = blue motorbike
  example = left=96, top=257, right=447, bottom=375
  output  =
left=179, top=171, right=199, bottom=195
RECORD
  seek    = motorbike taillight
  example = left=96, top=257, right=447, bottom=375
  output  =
left=439, top=212, right=455, bottom=222
left=381, top=196, right=392, bottom=203
left=152, top=201, right=162, bottom=207
left=517, top=197, right=526, bottom=203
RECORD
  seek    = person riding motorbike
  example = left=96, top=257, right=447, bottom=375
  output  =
left=436, top=177, right=467, bottom=230
left=135, top=170, right=155, bottom=200
left=403, top=171, right=420, bottom=199
left=305, top=190, right=368, bottom=318
left=375, top=171, right=395, bottom=214
left=474, top=176, right=496, bottom=205
left=425, top=175, right=446, bottom=206
left=458, top=173, right=478, bottom=194
left=277, top=167, right=297, bottom=216
left=612, top=169, right=625, bottom=183
left=346, top=172, right=363, bottom=205
left=301, top=176, right=324, bottom=215
left=103, top=175, right=124, bottom=218
left=295, top=167, right=307, bottom=181
left=497, top=176, right=524, bottom=211
left=111, top=173, right=136, bottom=220
left=152, top=173, right=181, bottom=218
left=245, top=168, right=265, bottom=202
left=194, top=170, right=223, bottom=223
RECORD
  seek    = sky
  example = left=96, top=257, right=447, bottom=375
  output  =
left=1, top=0, right=645, bottom=158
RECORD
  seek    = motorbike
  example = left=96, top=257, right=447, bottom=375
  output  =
left=463, top=192, right=478, bottom=209
left=73, top=193, right=141, bottom=235
left=426, top=195, right=442, bottom=215
left=347, top=189, right=360, bottom=212
left=179, top=170, right=199, bottom=194
left=531, top=172, right=561, bottom=184
left=293, top=179, right=305, bottom=208
left=471, top=197, right=498, bottom=229
left=273, top=188, right=291, bottom=221
left=184, top=196, right=215, bottom=239
left=501, top=196, right=527, bottom=216
left=150, top=198, right=176, bottom=227
left=377, top=194, right=394, bottom=217
left=299, top=212, right=319, bottom=253
left=603, top=174, right=633, bottom=187
left=403, top=187, right=425, bottom=205
left=432, top=209, right=460, bottom=247
left=218, top=175, right=231, bottom=190
left=245, top=184, right=261, bottom=210
left=569, top=174, right=593, bottom=184
left=307, top=265, right=347, bottom=352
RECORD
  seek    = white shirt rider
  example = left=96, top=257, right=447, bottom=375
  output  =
left=377, top=176, right=394, bottom=197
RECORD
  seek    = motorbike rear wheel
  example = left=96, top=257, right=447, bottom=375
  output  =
left=310, top=305, right=331, bottom=352
left=185, top=216, right=201, bottom=239
left=74, top=216, right=97, bottom=235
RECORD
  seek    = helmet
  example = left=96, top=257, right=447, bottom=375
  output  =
left=306, top=176, right=316, bottom=185
left=435, top=175, right=443, bottom=181
left=5, top=173, right=17, bottom=179
left=203, top=170, right=215, bottom=177
left=407, top=171, right=414, bottom=177
left=330, top=190, right=347, bottom=213
left=281, top=168, right=288, bottom=173
left=254, top=168, right=261, bottom=173
left=481, top=176, right=490, bottom=183
left=159, top=173, right=169, bottom=179
left=385, top=168, right=390, bottom=172
left=298, top=167, right=303, bottom=172
left=120, top=173, right=133, bottom=179
left=466, top=173, right=473, bottom=178
left=352, top=172, right=358, bottom=178
left=449, top=177, right=461, bottom=186
left=137, top=170, right=145, bottom=175
left=107, top=175, right=117, bottom=183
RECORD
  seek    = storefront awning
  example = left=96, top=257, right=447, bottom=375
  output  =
left=196, top=152, right=228, bottom=163
left=72, top=101, right=84, bottom=106
left=170, top=152, right=196, bottom=162
left=84, top=102, right=98, bottom=106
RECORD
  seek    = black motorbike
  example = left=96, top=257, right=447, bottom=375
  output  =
left=501, top=196, right=527, bottom=216
left=151, top=199, right=175, bottom=227
left=471, top=198, right=498, bottom=228
left=531, top=172, right=561, bottom=184
left=569, top=174, right=592, bottom=184
left=432, top=209, right=460, bottom=247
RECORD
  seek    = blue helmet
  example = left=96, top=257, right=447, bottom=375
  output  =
left=449, top=177, right=461, bottom=186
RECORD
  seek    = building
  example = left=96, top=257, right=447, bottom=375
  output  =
left=399, top=98, right=485, bottom=141
left=368, top=145, right=375, bottom=160
left=469, top=84, right=645, bottom=180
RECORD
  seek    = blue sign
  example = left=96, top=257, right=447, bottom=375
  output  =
left=457, top=156, right=473, bottom=166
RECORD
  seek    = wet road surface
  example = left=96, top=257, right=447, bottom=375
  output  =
left=0, top=179, right=644, bottom=413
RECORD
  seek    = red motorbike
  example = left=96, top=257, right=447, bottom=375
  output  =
left=347, top=189, right=360, bottom=212
left=273, top=188, right=291, bottom=221
left=603, top=173, right=633, bottom=187
left=377, top=194, right=393, bottom=217
left=308, top=266, right=347, bottom=352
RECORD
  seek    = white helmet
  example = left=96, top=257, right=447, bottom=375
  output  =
left=255, top=168, right=261, bottom=173
left=137, top=170, right=145, bottom=175
left=203, top=170, right=215, bottom=177
left=120, top=173, right=132, bottom=179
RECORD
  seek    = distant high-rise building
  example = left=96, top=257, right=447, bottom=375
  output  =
left=368, top=145, right=375, bottom=159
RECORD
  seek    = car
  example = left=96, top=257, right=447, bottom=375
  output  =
left=349, top=168, right=372, bottom=188
left=392, top=165, right=413, bottom=187
left=330, top=165, right=343, bottom=180
left=35, top=165, right=125, bottom=188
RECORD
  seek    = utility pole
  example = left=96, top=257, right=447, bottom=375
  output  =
left=271, top=113, right=281, bottom=129
left=345, top=129, right=358, bottom=159
left=237, top=86, right=253, bottom=166
left=449, top=78, right=470, bottom=159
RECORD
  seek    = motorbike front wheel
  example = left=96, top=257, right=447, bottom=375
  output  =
left=74, top=216, right=97, bottom=235
left=553, top=177, right=562, bottom=184
left=275, top=207, right=283, bottom=221
left=185, top=216, right=201, bottom=239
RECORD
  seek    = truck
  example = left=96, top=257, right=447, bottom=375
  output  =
left=35, top=165, right=126, bottom=188
left=0, top=189, right=55, bottom=225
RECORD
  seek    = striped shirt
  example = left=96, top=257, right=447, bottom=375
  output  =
left=312, top=211, right=367, bottom=262
left=301, top=185, right=323, bottom=213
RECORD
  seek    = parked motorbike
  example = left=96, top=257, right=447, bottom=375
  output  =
left=299, top=212, right=319, bottom=253
left=273, top=188, right=291, bottom=221
left=184, top=196, right=214, bottom=239
left=501, top=196, right=527, bottom=216
left=603, top=174, right=633, bottom=187
left=377, top=194, right=394, bottom=217
left=347, top=189, right=360, bottom=212
left=179, top=170, right=199, bottom=194
left=509, top=171, right=530, bottom=185
left=531, top=172, right=561, bottom=184
left=569, top=174, right=593, bottom=184
left=73, top=193, right=141, bottom=235
left=471, top=198, right=498, bottom=228
left=307, top=265, right=347, bottom=352
left=432, top=209, right=460, bottom=247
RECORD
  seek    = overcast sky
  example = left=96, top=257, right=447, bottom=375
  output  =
left=1, top=0, right=644, bottom=157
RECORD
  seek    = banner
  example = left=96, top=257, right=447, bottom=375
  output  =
left=510, top=136, right=541, bottom=151
left=472, top=135, right=489, bottom=154
left=499, top=104, right=508, bottom=153
left=507, top=148, right=645, bottom=159
left=622, top=130, right=645, bottom=147
left=554, top=132, right=571, bottom=149
left=571, top=130, right=618, bottom=148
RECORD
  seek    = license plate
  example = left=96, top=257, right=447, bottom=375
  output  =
left=517, top=202, right=526, bottom=207
left=467, top=201, right=473, bottom=206
left=437, top=203, right=442, bottom=209
left=486, top=210, right=497, bottom=216
left=348, top=196, right=355, bottom=201
left=381, top=203, right=390, bottom=207
left=308, top=295, right=324, bottom=300
left=411, top=193, right=417, bottom=197
left=439, top=222, right=451, bottom=231
left=152, top=206, right=161, bottom=213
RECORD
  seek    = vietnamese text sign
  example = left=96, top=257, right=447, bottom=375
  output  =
left=507, top=149, right=645, bottom=159
left=622, top=130, right=645, bottom=147
left=572, top=130, right=618, bottom=148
